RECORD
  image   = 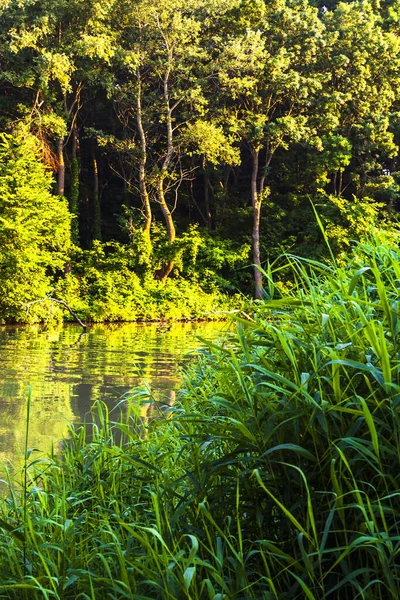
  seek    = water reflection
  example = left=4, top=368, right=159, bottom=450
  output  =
left=0, top=322, right=227, bottom=466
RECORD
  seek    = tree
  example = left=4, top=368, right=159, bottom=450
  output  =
left=106, top=0, right=241, bottom=278
left=215, top=0, right=326, bottom=298
left=0, top=130, right=71, bottom=321
left=0, top=0, right=119, bottom=243
left=321, top=1, right=400, bottom=197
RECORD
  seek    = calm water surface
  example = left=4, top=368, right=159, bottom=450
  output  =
left=0, top=322, right=227, bottom=467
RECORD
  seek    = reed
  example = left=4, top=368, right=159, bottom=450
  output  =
left=1, top=237, right=400, bottom=598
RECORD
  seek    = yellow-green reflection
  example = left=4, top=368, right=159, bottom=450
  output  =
left=0, top=322, right=227, bottom=467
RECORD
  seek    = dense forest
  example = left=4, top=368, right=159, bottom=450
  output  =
left=0, top=0, right=400, bottom=321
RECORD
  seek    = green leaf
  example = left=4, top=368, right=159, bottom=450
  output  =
left=184, top=566, right=196, bottom=591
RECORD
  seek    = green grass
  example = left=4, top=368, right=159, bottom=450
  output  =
left=1, top=237, right=400, bottom=598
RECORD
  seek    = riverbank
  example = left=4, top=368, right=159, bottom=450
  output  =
left=1, top=238, right=400, bottom=598
left=15, top=272, right=245, bottom=325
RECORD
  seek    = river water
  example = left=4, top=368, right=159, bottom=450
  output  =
left=0, top=322, right=227, bottom=468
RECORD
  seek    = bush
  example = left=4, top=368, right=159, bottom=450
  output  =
left=56, top=241, right=241, bottom=322
left=258, top=192, right=398, bottom=269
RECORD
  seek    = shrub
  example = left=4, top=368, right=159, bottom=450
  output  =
left=56, top=241, right=240, bottom=322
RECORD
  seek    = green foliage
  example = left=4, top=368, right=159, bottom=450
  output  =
left=176, top=236, right=400, bottom=597
left=311, top=135, right=353, bottom=186
left=258, top=193, right=399, bottom=270
left=184, top=121, right=240, bottom=166
left=320, top=194, right=399, bottom=258
left=56, top=240, right=241, bottom=322
left=3, top=236, right=400, bottom=597
left=1, top=0, right=400, bottom=316
left=174, top=225, right=251, bottom=292
left=0, top=131, right=71, bottom=322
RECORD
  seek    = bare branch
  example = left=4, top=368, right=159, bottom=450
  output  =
left=25, top=298, right=87, bottom=330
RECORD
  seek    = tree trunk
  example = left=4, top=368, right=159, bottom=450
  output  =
left=155, top=176, right=175, bottom=280
left=333, top=171, right=338, bottom=196
left=203, top=161, right=212, bottom=231
left=92, top=142, right=101, bottom=242
left=158, top=178, right=176, bottom=243
left=57, top=138, right=65, bottom=196
left=70, top=126, right=79, bottom=243
left=155, top=67, right=176, bottom=281
left=251, top=148, right=263, bottom=300
left=338, top=169, right=343, bottom=196
left=136, top=69, right=152, bottom=240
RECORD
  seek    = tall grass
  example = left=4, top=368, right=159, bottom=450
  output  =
left=1, top=238, right=400, bottom=598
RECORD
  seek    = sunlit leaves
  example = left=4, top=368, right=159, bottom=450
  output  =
left=0, top=131, right=71, bottom=320
left=184, top=121, right=240, bottom=166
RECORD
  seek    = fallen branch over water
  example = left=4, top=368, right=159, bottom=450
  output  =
left=25, top=298, right=87, bottom=330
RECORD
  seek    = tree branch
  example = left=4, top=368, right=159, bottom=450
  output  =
left=25, top=298, right=87, bottom=330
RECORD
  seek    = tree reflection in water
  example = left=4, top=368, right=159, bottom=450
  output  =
left=0, top=322, right=227, bottom=469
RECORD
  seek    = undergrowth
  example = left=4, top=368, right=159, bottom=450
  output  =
left=25, top=239, right=244, bottom=324
left=1, top=237, right=400, bottom=598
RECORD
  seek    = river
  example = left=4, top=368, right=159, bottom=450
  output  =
left=0, top=322, right=228, bottom=468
